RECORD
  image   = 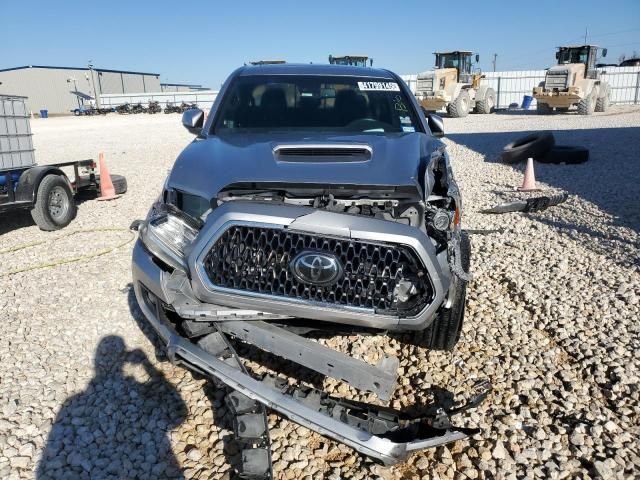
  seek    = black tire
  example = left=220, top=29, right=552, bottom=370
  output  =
left=30, top=175, right=77, bottom=231
left=538, top=145, right=589, bottom=164
left=447, top=90, right=470, bottom=118
left=501, top=131, right=555, bottom=164
left=421, top=232, right=470, bottom=351
left=96, top=174, right=128, bottom=195
left=556, top=107, right=569, bottom=113
left=596, top=86, right=610, bottom=112
left=536, top=102, right=553, bottom=115
left=577, top=91, right=596, bottom=115
left=475, top=88, right=496, bottom=114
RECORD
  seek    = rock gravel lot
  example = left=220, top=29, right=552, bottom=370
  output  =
left=1, top=107, right=638, bottom=479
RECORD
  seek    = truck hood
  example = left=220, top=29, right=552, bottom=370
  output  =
left=167, top=132, right=441, bottom=199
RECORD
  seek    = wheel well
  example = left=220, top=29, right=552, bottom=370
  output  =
left=15, top=167, right=68, bottom=204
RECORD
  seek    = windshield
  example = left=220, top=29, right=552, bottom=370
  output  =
left=558, top=48, right=588, bottom=64
left=214, top=75, right=421, bottom=134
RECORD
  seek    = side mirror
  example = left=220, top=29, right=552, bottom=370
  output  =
left=182, top=108, right=204, bottom=135
left=602, top=48, right=608, bottom=58
left=555, top=52, right=560, bottom=60
left=475, top=54, right=480, bottom=63
left=427, top=113, right=444, bottom=138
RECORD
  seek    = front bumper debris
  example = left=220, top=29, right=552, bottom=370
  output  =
left=132, top=240, right=490, bottom=467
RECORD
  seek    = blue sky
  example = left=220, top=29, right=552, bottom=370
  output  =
left=2, top=0, right=639, bottom=88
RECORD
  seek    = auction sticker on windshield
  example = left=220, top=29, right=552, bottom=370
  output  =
left=357, top=81, right=400, bottom=91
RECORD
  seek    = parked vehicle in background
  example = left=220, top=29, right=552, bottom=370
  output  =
left=147, top=101, right=162, bottom=114
left=131, top=63, right=481, bottom=476
left=415, top=51, right=496, bottom=117
left=71, top=105, right=112, bottom=116
left=619, top=57, right=640, bottom=67
left=178, top=102, right=198, bottom=113
left=164, top=102, right=181, bottom=114
left=131, top=103, right=146, bottom=114
left=1, top=95, right=125, bottom=230
left=533, top=45, right=611, bottom=114
left=116, top=103, right=132, bottom=114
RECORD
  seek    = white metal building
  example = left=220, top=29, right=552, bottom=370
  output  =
left=160, top=83, right=209, bottom=92
left=0, top=65, right=162, bottom=114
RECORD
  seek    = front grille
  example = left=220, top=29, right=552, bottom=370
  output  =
left=545, top=73, right=568, bottom=89
left=417, top=77, right=434, bottom=94
left=202, top=225, right=433, bottom=316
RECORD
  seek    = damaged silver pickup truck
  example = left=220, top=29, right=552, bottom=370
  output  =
left=131, top=64, right=489, bottom=478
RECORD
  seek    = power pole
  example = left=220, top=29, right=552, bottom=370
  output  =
left=584, top=27, right=588, bottom=44
left=88, top=61, right=100, bottom=108
left=492, top=53, right=497, bottom=72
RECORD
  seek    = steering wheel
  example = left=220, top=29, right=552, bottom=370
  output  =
left=345, top=118, right=392, bottom=132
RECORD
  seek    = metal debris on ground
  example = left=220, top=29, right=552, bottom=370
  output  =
left=481, top=192, right=569, bottom=214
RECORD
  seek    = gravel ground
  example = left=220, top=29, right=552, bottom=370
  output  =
left=0, top=107, right=638, bottom=480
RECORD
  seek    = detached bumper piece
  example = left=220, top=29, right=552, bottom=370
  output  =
left=171, top=328, right=490, bottom=466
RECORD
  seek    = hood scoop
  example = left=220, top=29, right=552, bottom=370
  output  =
left=274, top=144, right=372, bottom=162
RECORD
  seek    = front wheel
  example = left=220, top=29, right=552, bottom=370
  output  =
left=596, top=86, right=611, bottom=112
left=447, top=90, right=470, bottom=118
left=536, top=102, right=553, bottom=114
left=475, top=88, right=496, bottom=114
left=420, top=232, right=470, bottom=351
left=577, top=91, right=596, bottom=115
left=31, top=175, right=77, bottom=231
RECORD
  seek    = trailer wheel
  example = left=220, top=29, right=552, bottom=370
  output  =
left=447, top=90, right=470, bottom=118
left=475, top=88, right=496, bottom=114
left=31, top=175, right=77, bottom=231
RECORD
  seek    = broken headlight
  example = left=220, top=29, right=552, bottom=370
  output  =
left=140, top=205, right=200, bottom=270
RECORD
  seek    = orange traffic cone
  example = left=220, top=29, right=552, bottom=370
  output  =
left=519, top=157, right=538, bottom=191
left=97, top=153, right=119, bottom=201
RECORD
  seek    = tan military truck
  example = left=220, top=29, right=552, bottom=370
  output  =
left=533, top=45, right=611, bottom=115
left=415, top=51, right=496, bottom=117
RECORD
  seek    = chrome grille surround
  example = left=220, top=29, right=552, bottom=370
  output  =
left=202, top=225, right=434, bottom=317
left=188, top=202, right=450, bottom=330
left=545, top=72, right=569, bottom=89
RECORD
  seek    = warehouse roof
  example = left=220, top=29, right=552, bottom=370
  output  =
left=0, top=65, right=160, bottom=76
left=161, top=83, right=203, bottom=87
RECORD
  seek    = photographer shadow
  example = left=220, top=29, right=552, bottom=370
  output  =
left=37, top=336, right=187, bottom=480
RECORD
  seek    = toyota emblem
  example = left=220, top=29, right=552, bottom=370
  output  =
left=290, top=251, right=343, bottom=286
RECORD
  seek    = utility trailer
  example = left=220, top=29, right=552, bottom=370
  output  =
left=1, top=94, right=124, bottom=230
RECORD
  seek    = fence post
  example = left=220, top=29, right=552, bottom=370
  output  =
left=496, top=77, right=502, bottom=109
left=635, top=72, right=640, bottom=105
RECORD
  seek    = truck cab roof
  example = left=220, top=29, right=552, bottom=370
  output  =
left=237, top=63, right=394, bottom=79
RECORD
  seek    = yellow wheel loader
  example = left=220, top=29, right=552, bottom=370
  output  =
left=415, top=51, right=495, bottom=118
left=533, top=45, right=611, bottom=115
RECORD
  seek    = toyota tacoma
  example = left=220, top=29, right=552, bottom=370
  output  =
left=131, top=63, right=485, bottom=477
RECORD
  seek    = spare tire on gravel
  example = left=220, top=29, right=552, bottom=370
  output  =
left=96, top=174, right=128, bottom=194
left=501, top=131, right=555, bottom=164
left=538, top=146, right=589, bottom=164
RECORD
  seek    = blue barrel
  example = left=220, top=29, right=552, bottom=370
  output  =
left=521, top=95, right=533, bottom=110
left=39, top=109, right=48, bottom=118
left=0, top=171, right=23, bottom=189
